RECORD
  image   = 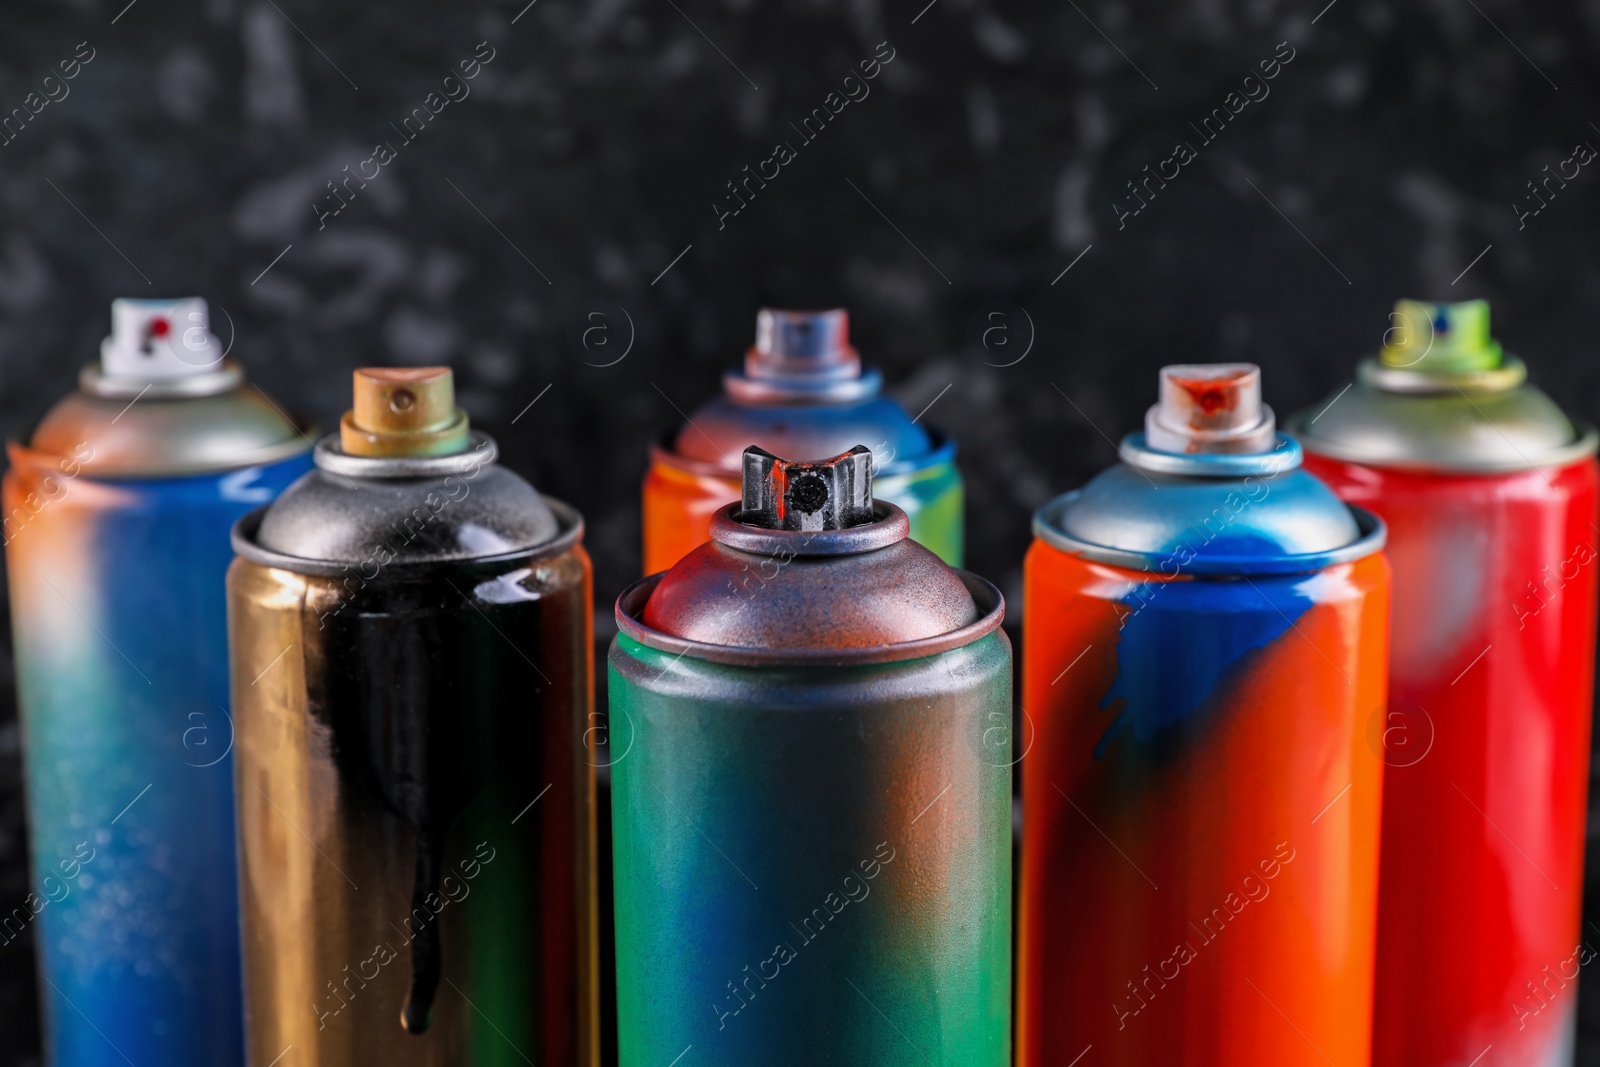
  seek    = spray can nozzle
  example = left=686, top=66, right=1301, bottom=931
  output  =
left=748, top=309, right=858, bottom=380
left=723, top=309, right=881, bottom=404
left=101, top=298, right=224, bottom=381
left=739, top=445, right=874, bottom=531
left=340, top=367, right=470, bottom=457
left=1145, top=363, right=1277, bottom=454
left=1380, top=299, right=1502, bottom=374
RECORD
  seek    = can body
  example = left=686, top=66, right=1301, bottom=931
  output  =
left=642, top=451, right=963, bottom=573
left=1019, top=539, right=1389, bottom=1065
left=227, top=542, right=598, bottom=1066
left=5, top=449, right=311, bottom=1066
left=608, top=629, right=1012, bottom=1065
left=1303, top=453, right=1599, bottom=1067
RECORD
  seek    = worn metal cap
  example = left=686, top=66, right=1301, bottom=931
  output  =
left=236, top=368, right=570, bottom=574
left=1037, top=363, right=1383, bottom=575
left=1290, top=299, right=1597, bottom=473
left=20, top=297, right=309, bottom=478
left=619, top=445, right=1000, bottom=663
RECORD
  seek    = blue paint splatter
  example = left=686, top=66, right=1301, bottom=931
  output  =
left=1095, top=561, right=1313, bottom=760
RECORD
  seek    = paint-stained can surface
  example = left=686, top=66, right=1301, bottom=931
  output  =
left=1292, top=301, right=1600, bottom=1067
left=4, top=299, right=312, bottom=1067
left=613, top=445, right=1009, bottom=1065
left=1020, top=365, right=1389, bottom=1066
left=227, top=369, right=598, bottom=1066
left=642, top=308, right=962, bottom=572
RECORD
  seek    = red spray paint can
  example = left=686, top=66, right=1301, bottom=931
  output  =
left=1291, top=299, right=1599, bottom=1067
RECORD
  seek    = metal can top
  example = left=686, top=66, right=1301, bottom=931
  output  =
left=617, top=444, right=1003, bottom=665
left=1034, top=363, right=1385, bottom=575
left=1288, top=299, right=1598, bottom=473
left=657, top=308, right=949, bottom=479
left=23, top=298, right=310, bottom=477
left=233, top=367, right=578, bottom=575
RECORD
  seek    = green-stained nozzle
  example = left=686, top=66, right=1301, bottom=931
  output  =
left=1380, top=299, right=1502, bottom=374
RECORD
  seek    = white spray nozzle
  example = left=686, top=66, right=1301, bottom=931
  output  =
left=100, top=298, right=224, bottom=382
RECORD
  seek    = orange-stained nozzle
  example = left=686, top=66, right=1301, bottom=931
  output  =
left=1145, top=362, right=1277, bottom=454
left=339, top=367, right=470, bottom=457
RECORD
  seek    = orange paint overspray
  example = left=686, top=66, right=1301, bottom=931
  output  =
left=643, top=461, right=743, bottom=575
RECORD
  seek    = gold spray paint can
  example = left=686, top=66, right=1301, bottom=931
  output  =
left=228, top=368, right=598, bottom=1066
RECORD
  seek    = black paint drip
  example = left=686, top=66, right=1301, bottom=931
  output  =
left=311, top=588, right=472, bottom=1036
left=400, top=841, right=443, bottom=1034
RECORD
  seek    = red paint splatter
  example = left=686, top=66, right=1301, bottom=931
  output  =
left=1171, top=368, right=1250, bottom=422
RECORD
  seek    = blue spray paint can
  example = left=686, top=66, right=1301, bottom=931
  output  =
left=4, top=298, right=312, bottom=1065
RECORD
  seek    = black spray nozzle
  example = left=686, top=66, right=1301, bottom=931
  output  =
left=740, top=445, right=873, bottom=531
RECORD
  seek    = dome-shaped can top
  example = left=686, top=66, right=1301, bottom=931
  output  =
left=1035, top=361, right=1383, bottom=575
left=622, top=443, right=1000, bottom=662
left=1289, top=298, right=1597, bottom=472
left=25, top=296, right=308, bottom=477
left=240, top=365, right=567, bottom=571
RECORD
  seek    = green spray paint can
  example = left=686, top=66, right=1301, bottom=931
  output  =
left=609, top=444, right=1011, bottom=1066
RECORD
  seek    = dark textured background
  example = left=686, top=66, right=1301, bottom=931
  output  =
left=2, top=0, right=1600, bottom=1062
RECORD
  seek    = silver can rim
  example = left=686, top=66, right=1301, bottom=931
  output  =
left=708, top=500, right=909, bottom=556
left=314, top=431, right=500, bottom=479
left=614, top=569, right=1006, bottom=666
left=1032, top=497, right=1388, bottom=575
left=1116, top=432, right=1303, bottom=478
left=79, top=359, right=244, bottom=399
left=1358, top=355, right=1528, bottom=396
left=723, top=365, right=884, bottom=404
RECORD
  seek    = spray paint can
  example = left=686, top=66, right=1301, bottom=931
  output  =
left=1290, top=300, right=1599, bottom=1067
left=1019, top=365, right=1390, bottom=1065
left=612, top=444, right=1010, bottom=1065
left=227, top=368, right=598, bottom=1065
left=4, top=298, right=312, bottom=1065
left=642, top=308, right=963, bottom=572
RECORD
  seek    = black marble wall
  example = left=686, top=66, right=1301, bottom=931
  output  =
left=1, top=0, right=1599, bottom=1062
